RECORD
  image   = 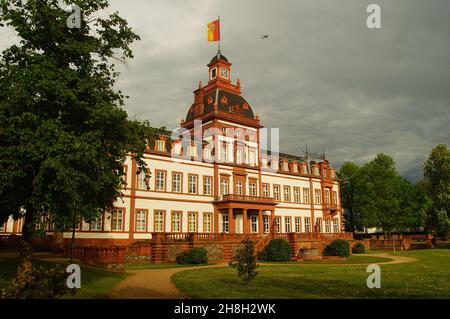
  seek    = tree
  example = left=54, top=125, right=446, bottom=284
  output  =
left=338, top=162, right=364, bottom=234
left=424, top=144, right=450, bottom=237
left=0, top=0, right=160, bottom=277
left=229, top=239, right=258, bottom=285
left=357, top=154, right=422, bottom=237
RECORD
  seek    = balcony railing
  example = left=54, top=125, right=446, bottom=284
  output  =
left=323, top=203, right=339, bottom=211
left=216, top=194, right=275, bottom=204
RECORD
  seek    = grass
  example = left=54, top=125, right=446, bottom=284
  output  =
left=172, top=250, right=450, bottom=299
left=258, top=255, right=392, bottom=265
left=125, top=262, right=215, bottom=270
left=0, top=257, right=127, bottom=298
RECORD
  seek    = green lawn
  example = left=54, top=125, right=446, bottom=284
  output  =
left=0, top=257, right=127, bottom=298
left=172, top=250, right=450, bottom=299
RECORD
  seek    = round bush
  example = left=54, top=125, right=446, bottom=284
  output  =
left=323, top=239, right=350, bottom=257
left=176, top=251, right=192, bottom=264
left=190, top=247, right=208, bottom=264
left=352, top=243, right=366, bottom=254
left=258, top=239, right=292, bottom=262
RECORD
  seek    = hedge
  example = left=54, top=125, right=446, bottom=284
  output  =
left=352, top=243, right=366, bottom=254
left=323, top=239, right=350, bottom=257
left=258, top=239, right=292, bottom=262
left=176, top=247, right=208, bottom=264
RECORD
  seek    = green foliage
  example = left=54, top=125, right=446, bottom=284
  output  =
left=423, top=144, right=450, bottom=237
left=190, top=247, right=208, bottom=264
left=176, top=247, right=208, bottom=265
left=0, top=0, right=162, bottom=249
left=229, top=239, right=258, bottom=285
left=176, top=252, right=192, bottom=265
left=323, top=239, right=350, bottom=257
left=352, top=243, right=366, bottom=254
left=339, top=154, right=428, bottom=235
left=1, top=265, right=70, bottom=299
left=257, top=239, right=292, bottom=262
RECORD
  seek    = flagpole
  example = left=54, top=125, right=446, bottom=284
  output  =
left=218, top=15, right=221, bottom=54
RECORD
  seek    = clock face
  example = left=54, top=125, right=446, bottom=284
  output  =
left=220, top=68, right=229, bottom=79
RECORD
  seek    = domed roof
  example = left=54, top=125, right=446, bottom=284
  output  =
left=186, top=90, right=254, bottom=122
left=209, top=52, right=229, bottom=64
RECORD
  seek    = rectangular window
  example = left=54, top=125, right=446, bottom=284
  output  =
left=316, top=217, right=323, bottom=233
left=221, top=143, right=228, bottom=162
left=222, top=214, right=229, bottom=233
left=188, top=174, right=198, bottom=194
left=294, top=187, right=300, bottom=203
left=293, top=164, right=298, bottom=173
left=275, top=217, right=281, bottom=233
left=91, top=214, right=103, bottom=231
left=203, top=176, right=212, bottom=195
left=263, top=216, right=270, bottom=234
left=333, top=191, right=338, bottom=205
left=262, top=184, right=270, bottom=198
left=135, top=210, right=147, bottom=232
left=203, top=213, right=212, bottom=233
left=249, top=182, right=257, bottom=197
left=325, top=219, right=331, bottom=233
left=154, top=210, right=165, bottom=232
left=303, top=188, right=310, bottom=204
left=273, top=185, right=280, bottom=201
left=188, top=212, right=197, bottom=232
left=283, top=162, right=289, bottom=171
left=155, top=140, right=165, bottom=152
left=172, top=172, right=182, bottom=193
left=315, top=189, right=321, bottom=204
left=304, top=217, right=311, bottom=233
left=137, top=169, right=149, bottom=190
left=111, top=209, right=124, bottom=231
left=236, top=147, right=243, bottom=164
left=302, top=165, right=308, bottom=174
left=171, top=211, right=182, bottom=232
left=295, top=217, right=301, bottom=233
left=325, top=189, right=330, bottom=204
left=251, top=216, right=258, bottom=233
left=283, top=186, right=291, bottom=202
left=249, top=149, right=256, bottom=166
left=333, top=218, right=339, bottom=233
left=235, top=180, right=243, bottom=195
left=155, top=170, right=166, bottom=191
left=221, top=178, right=229, bottom=196
left=285, top=217, right=291, bottom=233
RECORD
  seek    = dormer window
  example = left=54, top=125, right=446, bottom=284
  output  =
left=220, top=67, right=229, bottom=79
left=314, top=167, right=319, bottom=176
left=210, top=67, right=217, bottom=80
left=293, top=164, right=298, bottom=173
left=283, top=162, right=289, bottom=172
left=155, top=140, right=165, bottom=152
left=302, top=165, right=308, bottom=174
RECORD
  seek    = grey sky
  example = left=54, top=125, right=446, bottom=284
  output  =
left=2, top=0, right=450, bottom=182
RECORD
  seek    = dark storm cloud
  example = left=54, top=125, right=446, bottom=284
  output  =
left=110, top=0, right=450, bottom=183
left=1, top=0, right=449, bottom=182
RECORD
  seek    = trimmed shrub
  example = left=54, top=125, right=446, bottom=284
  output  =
left=176, top=251, right=192, bottom=264
left=323, top=239, right=350, bottom=257
left=190, top=247, right=208, bottom=264
left=176, top=247, right=208, bottom=264
left=258, top=239, right=292, bottom=262
left=352, top=243, right=366, bottom=254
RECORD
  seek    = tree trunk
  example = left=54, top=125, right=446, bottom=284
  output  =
left=17, top=206, right=35, bottom=279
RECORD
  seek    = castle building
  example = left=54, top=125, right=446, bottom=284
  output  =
left=1, top=52, right=346, bottom=259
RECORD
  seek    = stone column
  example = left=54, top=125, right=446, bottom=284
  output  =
left=258, top=210, right=264, bottom=235
left=228, top=208, right=234, bottom=234
left=270, top=210, right=275, bottom=234
left=243, top=209, right=248, bottom=234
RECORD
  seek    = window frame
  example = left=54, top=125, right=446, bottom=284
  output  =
left=188, top=174, right=199, bottom=194
left=135, top=209, right=148, bottom=232
left=155, top=169, right=167, bottom=192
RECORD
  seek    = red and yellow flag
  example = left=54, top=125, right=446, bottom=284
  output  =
left=207, top=19, right=220, bottom=42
